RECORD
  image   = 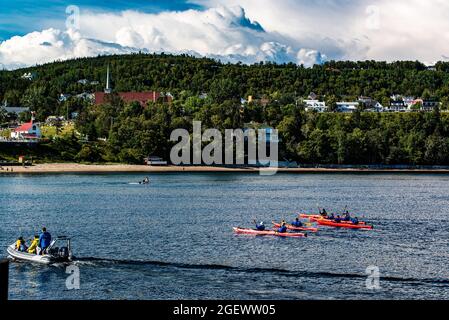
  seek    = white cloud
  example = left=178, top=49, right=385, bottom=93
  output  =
left=191, top=0, right=449, bottom=64
left=0, top=6, right=325, bottom=70
left=1, top=1, right=449, bottom=70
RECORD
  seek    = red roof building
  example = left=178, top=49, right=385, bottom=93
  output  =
left=11, top=120, right=42, bottom=140
left=94, top=92, right=173, bottom=106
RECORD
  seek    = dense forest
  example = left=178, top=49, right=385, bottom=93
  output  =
left=1, top=53, right=449, bottom=165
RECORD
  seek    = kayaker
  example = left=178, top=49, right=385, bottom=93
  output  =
left=334, top=215, right=342, bottom=223
left=343, top=211, right=351, bottom=221
left=320, top=208, right=328, bottom=217
left=38, top=227, right=52, bottom=255
left=291, top=218, right=303, bottom=228
left=255, top=221, right=266, bottom=231
left=27, top=235, right=40, bottom=254
left=15, top=237, right=28, bottom=252
left=350, top=217, right=359, bottom=225
left=328, top=213, right=335, bottom=220
left=142, top=177, right=150, bottom=184
left=278, top=221, right=288, bottom=233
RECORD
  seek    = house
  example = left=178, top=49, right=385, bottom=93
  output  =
left=1, top=101, right=29, bottom=115
left=59, top=94, right=71, bottom=102
left=247, top=95, right=270, bottom=107
left=21, top=72, right=36, bottom=81
left=336, top=102, right=359, bottom=113
left=308, top=92, right=318, bottom=100
left=303, top=99, right=327, bottom=112
left=76, top=92, right=95, bottom=101
left=422, top=100, right=440, bottom=111
left=78, top=79, right=89, bottom=85
left=389, top=99, right=407, bottom=112
left=402, top=96, right=416, bottom=109
left=144, top=156, right=168, bottom=166
left=365, top=102, right=384, bottom=112
left=10, top=119, right=41, bottom=140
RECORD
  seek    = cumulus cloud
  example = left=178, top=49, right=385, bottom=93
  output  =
left=1, top=1, right=448, bottom=70
left=0, top=5, right=324, bottom=69
left=191, top=0, right=449, bottom=63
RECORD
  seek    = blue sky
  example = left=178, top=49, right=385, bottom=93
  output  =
left=0, top=0, right=200, bottom=40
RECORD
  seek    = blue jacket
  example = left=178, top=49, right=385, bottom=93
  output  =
left=278, top=226, right=287, bottom=233
left=256, top=224, right=266, bottom=231
left=39, top=231, right=52, bottom=248
left=292, top=221, right=303, bottom=227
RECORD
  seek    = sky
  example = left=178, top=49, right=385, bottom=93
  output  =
left=0, top=0, right=448, bottom=69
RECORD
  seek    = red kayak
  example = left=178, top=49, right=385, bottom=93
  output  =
left=272, top=222, right=318, bottom=233
left=233, top=227, right=307, bottom=238
left=299, top=214, right=367, bottom=225
left=316, top=219, right=373, bottom=230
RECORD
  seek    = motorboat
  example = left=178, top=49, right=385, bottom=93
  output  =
left=7, top=236, right=73, bottom=265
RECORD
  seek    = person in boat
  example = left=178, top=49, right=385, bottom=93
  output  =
left=27, top=235, right=40, bottom=254
left=38, top=227, right=52, bottom=255
left=278, top=221, right=288, bottom=233
left=343, top=211, right=351, bottom=221
left=15, top=237, right=28, bottom=252
left=334, top=215, right=342, bottom=223
left=291, top=218, right=303, bottom=228
left=255, top=221, right=266, bottom=231
left=350, top=217, right=359, bottom=225
left=320, top=208, right=328, bottom=217
left=141, top=177, right=150, bottom=184
left=328, top=212, right=335, bottom=220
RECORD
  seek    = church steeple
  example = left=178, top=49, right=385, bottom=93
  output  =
left=105, top=64, right=112, bottom=94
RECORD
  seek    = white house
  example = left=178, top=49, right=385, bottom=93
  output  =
left=10, top=120, right=42, bottom=140
left=303, top=99, right=327, bottom=112
left=336, top=102, right=359, bottom=113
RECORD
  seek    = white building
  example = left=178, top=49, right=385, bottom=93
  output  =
left=303, top=99, right=327, bottom=112
left=10, top=120, right=42, bottom=140
left=336, top=102, right=359, bottom=113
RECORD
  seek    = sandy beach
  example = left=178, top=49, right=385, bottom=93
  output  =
left=1, top=163, right=449, bottom=174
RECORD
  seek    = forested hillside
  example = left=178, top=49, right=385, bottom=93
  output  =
left=1, top=53, right=449, bottom=165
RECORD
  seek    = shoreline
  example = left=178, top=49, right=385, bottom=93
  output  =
left=2, top=163, right=449, bottom=174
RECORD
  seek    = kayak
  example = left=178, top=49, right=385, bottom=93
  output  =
left=233, top=227, right=307, bottom=238
left=272, top=222, right=318, bottom=233
left=299, top=214, right=367, bottom=225
left=316, top=219, right=373, bottom=230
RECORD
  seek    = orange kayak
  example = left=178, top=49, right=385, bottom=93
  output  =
left=316, top=219, right=373, bottom=230
left=233, top=227, right=307, bottom=238
left=272, top=222, right=318, bottom=233
left=299, top=214, right=367, bottom=225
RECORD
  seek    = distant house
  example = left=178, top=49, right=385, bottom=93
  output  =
left=21, top=72, right=36, bottom=81
left=422, top=100, right=440, bottom=111
left=389, top=99, right=407, bottom=112
left=303, top=99, right=327, bottom=112
left=11, top=120, right=41, bottom=140
left=336, top=102, right=359, bottom=113
left=76, top=92, right=95, bottom=101
left=78, top=79, right=89, bottom=85
left=247, top=95, right=270, bottom=107
left=59, top=94, right=71, bottom=102
left=402, top=96, right=416, bottom=109
left=308, top=92, right=318, bottom=100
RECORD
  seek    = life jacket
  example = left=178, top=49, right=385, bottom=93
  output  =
left=28, top=239, right=39, bottom=254
left=15, top=239, right=22, bottom=250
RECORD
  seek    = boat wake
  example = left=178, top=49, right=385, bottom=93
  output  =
left=73, top=257, right=449, bottom=287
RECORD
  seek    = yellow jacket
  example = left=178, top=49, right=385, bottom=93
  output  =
left=15, top=239, right=22, bottom=250
left=28, top=239, right=39, bottom=254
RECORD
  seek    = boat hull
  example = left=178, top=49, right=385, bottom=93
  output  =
left=7, top=244, right=55, bottom=265
left=233, top=227, right=307, bottom=238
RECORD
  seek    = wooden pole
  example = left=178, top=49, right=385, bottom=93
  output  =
left=0, top=259, right=9, bottom=302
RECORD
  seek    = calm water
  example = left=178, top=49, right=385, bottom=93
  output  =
left=1, top=172, right=449, bottom=300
